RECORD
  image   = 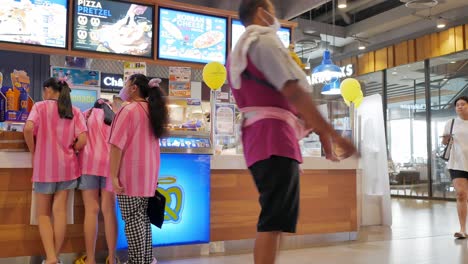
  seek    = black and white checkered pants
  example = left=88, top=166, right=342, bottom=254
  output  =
left=117, top=195, right=153, bottom=264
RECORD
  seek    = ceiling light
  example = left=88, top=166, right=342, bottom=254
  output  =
left=305, top=62, right=311, bottom=70
left=358, top=43, right=366, bottom=50
left=443, top=78, right=448, bottom=81
left=338, top=0, right=347, bottom=9
left=450, top=61, right=457, bottom=64
left=392, top=71, right=398, bottom=75
left=436, top=18, right=447, bottom=29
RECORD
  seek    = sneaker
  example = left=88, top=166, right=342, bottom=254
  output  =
left=106, top=256, right=121, bottom=264
left=74, top=255, right=87, bottom=264
left=42, top=260, right=62, bottom=264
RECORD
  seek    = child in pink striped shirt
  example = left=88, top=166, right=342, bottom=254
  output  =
left=75, top=99, right=118, bottom=264
left=24, top=78, right=87, bottom=264
left=109, top=74, right=168, bottom=264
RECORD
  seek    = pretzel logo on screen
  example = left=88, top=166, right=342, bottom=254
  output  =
left=158, top=176, right=184, bottom=223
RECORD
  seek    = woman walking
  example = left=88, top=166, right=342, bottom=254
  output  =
left=442, top=96, right=468, bottom=238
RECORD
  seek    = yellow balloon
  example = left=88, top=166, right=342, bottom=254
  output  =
left=354, top=95, right=363, bottom=108
left=343, top=98, right=350, bottom=107
left=203, top=62, right=227, bottom=90
left=340, top=78, right=362, bottom=102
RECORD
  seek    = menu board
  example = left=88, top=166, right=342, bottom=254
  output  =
left=0, top=0, right=67, bottom=48
left=73, top=0, right=154, bottom=58
left=158, top=8, right=227, bottom=64
left=231, top=19, right=291, bottom=49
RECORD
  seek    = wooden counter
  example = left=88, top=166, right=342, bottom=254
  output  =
left=0, top=137, right=107, bottom=258
left=0, top=136, right=358, bottom=257
left=210, top=155, right=358, bottom=242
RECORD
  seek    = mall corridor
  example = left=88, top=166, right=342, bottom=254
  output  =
left=159, top=199, right=466, bottom=264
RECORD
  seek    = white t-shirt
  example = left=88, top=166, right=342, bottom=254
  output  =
left=444, top=117, right=468, bottom=171
left=247, top=33, right=310, bottom=92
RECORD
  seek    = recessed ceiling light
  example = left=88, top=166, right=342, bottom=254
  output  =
left=450, top=61, right=457, bottom=64
left=338, top=0, right=347, bottom=9
left=436, top=18, right=447, bottom=29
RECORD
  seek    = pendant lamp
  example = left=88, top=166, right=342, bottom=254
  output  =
left=312, top=50, right=342, bottom=95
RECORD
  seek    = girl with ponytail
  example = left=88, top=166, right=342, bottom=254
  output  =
left=23, top=78, right=87, bottom=264
left=75, top=99, right=118, bottom=264
left=109, top=74, right=168, bottom=264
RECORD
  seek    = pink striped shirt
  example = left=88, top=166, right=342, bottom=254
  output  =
left=79, top=108, right=112, bottom=178
left=27, top=100, right=87, bottom=183
left=109, top=102, right=160, bottom=197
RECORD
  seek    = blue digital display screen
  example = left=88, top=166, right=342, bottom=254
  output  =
left=70, top=89, right=98, bottom=112
left=73, top=0, right=154, bottom=58
left=158, top=7, right=227, bottom=64
left=159, top=137, right=211, bottom=148
left=1, top=0, right=68, bottom=48
left=116, top=154, right=211, bottom=248
left=231, top=19, right=291, bottom=49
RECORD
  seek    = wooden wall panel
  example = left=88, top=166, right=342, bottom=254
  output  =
left=368, top=51, right=375, bottom=73
left=357, top=53, right=369, bottom=75
left=439, top=28, right=455, bottom=56
left=465, top=25, right=468, bottom=50
left=387, top=46, right=395, bottom=68
left=430, top=32, right=440, bottom=58
left=210, top=169, right=357, bottom=242
left=0, top=169, right=106, bottom=258
left=416, top=35, right=434, bottom=61
left=455, top=25, right=465, bottom=52
left=342, top=24, right=468, bottom=75
left=408, top=39, right=416, bottom=63
left=374, top=48, right=388, bottom=71
left=394, top=41, right=409, bottom=66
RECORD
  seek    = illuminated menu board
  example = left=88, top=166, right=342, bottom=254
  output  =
left=73, top=0, right=154, bottom=58
left=0, top=0, right=67, bottom=48
left=158, top=7, right=227, bottom=64
left=231, top=19, right=291, bottom=49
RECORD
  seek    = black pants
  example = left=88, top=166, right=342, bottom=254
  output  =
left=249, top=156, right=300, bottom=233
left=117, top=195, right=153, bottom=264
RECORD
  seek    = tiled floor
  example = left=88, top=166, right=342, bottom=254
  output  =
left=159, top=199, right=467, bottom=264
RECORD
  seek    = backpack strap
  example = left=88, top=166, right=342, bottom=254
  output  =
left=241, top=70, right=277, bottom=90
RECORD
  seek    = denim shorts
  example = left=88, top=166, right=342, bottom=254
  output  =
left=33, top=179, right=78, bottom=195
left=77, top=174, right=108, bottom=190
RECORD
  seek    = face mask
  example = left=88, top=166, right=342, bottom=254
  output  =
left=261, top=10, right=280, bottom=31
left=119, top=86, right=130, bottom=102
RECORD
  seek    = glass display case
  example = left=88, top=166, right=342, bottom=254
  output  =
left=211, top=98, right=353, bottom=157
left=161, top=97, right=212, bottom=154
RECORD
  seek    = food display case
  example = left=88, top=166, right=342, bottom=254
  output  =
left=160, top=97, right=212, bottom=154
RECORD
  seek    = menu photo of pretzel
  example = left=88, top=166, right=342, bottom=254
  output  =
left=73, top=0, right=154, bottom=58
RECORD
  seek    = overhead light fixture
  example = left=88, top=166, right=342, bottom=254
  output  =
left=443, top=78, right=448, bottom=81
left=311, top=50, right=342, bottom=95
left=321, top=80, right=341, bottom=95
left=305, top=62, right=311, bottom=70
left=450, top=61, right=457, bottom=64
left=358, top=42, right=366, bottom=50
left=436, top=18, right=447, bottom=29
left=338, top=0, right=347, bottom=9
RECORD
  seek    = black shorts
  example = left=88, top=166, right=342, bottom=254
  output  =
left=449, top=170, right=468, bottom=181
left=249, top=155, right=300, bottom=233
